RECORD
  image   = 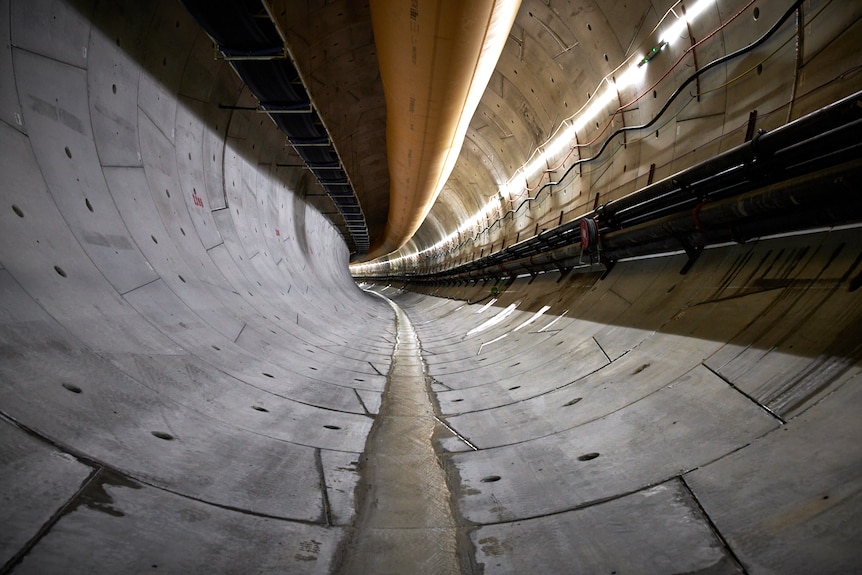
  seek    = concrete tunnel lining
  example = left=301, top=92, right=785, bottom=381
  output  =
left=1, top=0, right=861, bottom=573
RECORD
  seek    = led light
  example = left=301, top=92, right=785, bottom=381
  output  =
left=615, top=64, right=646, bottom=89
left=351, top=0, right=717, bottom=277
left=660, top=0, right=713, bottom=45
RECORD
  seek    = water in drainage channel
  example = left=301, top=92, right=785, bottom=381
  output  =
left=336, top=291, right=464, bottom=575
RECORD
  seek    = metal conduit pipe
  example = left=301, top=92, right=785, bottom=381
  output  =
left=362, top=0, right=521, bottom=260
left=360, top=92, right=862, bottom=283
left=603, top=160, right=862, bottom=251
left=600, top=90, right=862, bottom=226
left=373, top=158, right=862, bottom=284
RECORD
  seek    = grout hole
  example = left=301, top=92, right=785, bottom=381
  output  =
left=165, top=189, right=170, bottom=198
left=62, top=383, right=82, bottom=394
left=756, top=63, right=763, bottom=75
left=12, top=205, right=24, bottom=218
left=178, top=275, right=186, bottom=283
left=509, top=385, right=520, bottom=390
left=480, top=475, right=501, bottom=483
left=64, top=146, right=72, bottom=158
left=753, top=6, right=760, bottom=20
left=452, top=398, right=464, bottom=402
left=112, top=83, right=117, bottom=94
left=262, top=372, right=274, bottom=378
left=151, top=431, right=174, bottom=441
left=54, top=266, right=67, bottom=277
left=180, top=227, right=185, bottom=236
left=578, top=452, right=600, bottom=461
left=151, top=235, right=158, bottom=244
left=252, top=405, right=269, bottom=412
left=212, top=345, right=220, bottom=350
left=85, top=198, right=93, bottom=212
left=324, top=425, right=341, bottom=430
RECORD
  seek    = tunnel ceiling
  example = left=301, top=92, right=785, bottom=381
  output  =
left=283, top=0, right=858, bottom=273
left=2, top=0, right=862, bottom=571
left=179, top=0, right=862, bottom=269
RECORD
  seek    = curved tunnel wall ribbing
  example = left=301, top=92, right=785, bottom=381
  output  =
left=0, top=0, right=861, bottom=573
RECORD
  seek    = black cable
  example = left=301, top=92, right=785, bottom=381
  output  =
left=441, top=0, right=805, bottom=257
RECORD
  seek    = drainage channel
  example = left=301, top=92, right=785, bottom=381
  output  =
left=336, top=291, right=463, bottom=574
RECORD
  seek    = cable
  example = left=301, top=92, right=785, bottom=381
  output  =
left=437, top=0, right=807, bottom=259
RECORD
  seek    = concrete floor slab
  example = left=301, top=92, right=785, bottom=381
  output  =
left=686, top=376, right=862, bottom=574
left=470, top=479, right=742, bottom=574
left=451, top=364, right=779, bottom=523
left=13, top=470, right=343, bottom=575
left=0, top=419, right=93, bottom=567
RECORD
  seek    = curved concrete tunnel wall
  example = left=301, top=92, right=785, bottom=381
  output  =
left=1, top=1, right=395, bottom=572
left=1, top=1, right=861, bottom=575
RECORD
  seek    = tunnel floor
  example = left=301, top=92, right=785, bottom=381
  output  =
left=337, top=293, right=461, bottom=575
left=1, top=1, right=861, bottom=572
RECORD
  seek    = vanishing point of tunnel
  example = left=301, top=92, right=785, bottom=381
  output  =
left=1, top=0, right=861, bottom=573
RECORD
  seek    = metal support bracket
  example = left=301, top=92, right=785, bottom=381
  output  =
left=677, top=236, right=704, bottom=275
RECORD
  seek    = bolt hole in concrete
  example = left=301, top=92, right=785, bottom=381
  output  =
left=12, top=205, right=24, bottom=217
left=578, top=452, right=600, bottom=461
left=262, top=373, right=274, bottom=378
left=112, top=83, right=117, bottom=94
left=151, top=235, right=158, bottom=244
left=62, top=383, right=82, bottom=394
left=64, top=146, right=72, bottom=158
left=324, top=425, right=341, bottom=430
left=252, top=405, right=269, bottom=412
left=85, top=198, right=93, bottom=212
left=753, top=6, right=760, bottom=20
left=564, top=397, right=583, bottom=406
left=178, top=275, right=185, bottom=283
left=151, top=431, right=174, bottom=441
left=509, top=385, right=521, bottom=390
left=54, top=266, right=67, bottom=277
left=452, top=398, right=464, bottom=402
left=481, top=475, right=502, bottom=483
left=212, top=345, right=220, bottom=351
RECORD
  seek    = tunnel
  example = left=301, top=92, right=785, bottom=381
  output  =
left=1, top=0, right=861, bottom=573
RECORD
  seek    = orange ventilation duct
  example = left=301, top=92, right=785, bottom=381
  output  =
left=363, top=0, right=521, bottom=260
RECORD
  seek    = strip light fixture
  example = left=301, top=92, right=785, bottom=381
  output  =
left=352, top=0, right=714, bottom=276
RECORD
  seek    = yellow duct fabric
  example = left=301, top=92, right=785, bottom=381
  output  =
left=363, top=0, right=521, bottom=260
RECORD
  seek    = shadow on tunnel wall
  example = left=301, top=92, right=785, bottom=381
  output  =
left=63, top=0, right=343, bottom=252
left=395, top=225, right=862, bottom=365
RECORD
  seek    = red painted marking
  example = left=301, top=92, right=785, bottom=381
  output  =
left=275, top=229, right=281, bottom=237
left=192, top=193, right=204, bottom=208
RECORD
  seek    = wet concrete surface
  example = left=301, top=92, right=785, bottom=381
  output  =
left=1, top=0, right=861, bottom=573
left=337, top=293, right=462, bottom=575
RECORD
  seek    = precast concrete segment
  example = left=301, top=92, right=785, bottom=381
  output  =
left=1, top=0, right=397, bottom=570
left=383, top=228, right=862, bottom=571
left=338, top=292, right=461, bottom=575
